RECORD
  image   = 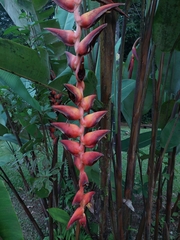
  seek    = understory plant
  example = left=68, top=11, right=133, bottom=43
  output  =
left=45, top=0, right=125, bottom=230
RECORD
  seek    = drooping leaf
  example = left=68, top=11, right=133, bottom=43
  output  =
left=0, top=70, right=41, bottom=111
left=158, top=100, right=175, bottom=129
left=160, top=118, right=180, bottom=151
left=0, top=180, right=24, bottom=240
left=48, top=208, right=70, bottom=225
left=0, top=134, right=27, bottom=145
left=48, top=67, right=73, bottom=92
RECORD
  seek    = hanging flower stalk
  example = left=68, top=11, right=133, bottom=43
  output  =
left=46, top=0, right=125, bottom=229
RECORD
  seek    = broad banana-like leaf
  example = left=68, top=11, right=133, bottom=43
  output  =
left=121, top=130, right=161, bottom=152
left=55, top=7, right=75, bottom=30
left=0, top=180, right=24, bottom=240
left=0, top=0, right=31, bottom=27
left=121, top=79, right=153, bottom=127
left=121, top=79, right=136, bottom=102
left=153, top=0, right=180, bottom=52
left=0, top=38, right=50, bottom=85
left=155, top=50, right=180, bottom=96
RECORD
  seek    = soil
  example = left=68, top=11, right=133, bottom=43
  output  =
left=9, top=189, right=47, bottom=240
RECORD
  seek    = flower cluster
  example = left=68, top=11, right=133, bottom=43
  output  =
left=46, top=0, right=124, bottom=229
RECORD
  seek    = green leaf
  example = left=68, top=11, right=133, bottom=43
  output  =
left=153, top=0, right=180, bottom=51
left=158, top=100, right=175, bottom=129
left=0, top=70, right=41, bottom=111
left=121, top=79, right=153, bottom=126
left=20, top=138, right=42, bottom=153
left=34, top=187, right=49, bottom=198
left=155, top=50, right=180, bottom=95
left=0, top=180, right=24, bottom=240
left=121, top=79, right=136, bottom=102
left=0, top=104, right=7, bottom=126
left=84, top=70, right=98, bottom=96
left=48, top=67, right=73, bottom=92
left=26, top=125, right=43, bottom=139
left=55, top=7, right=75, bottom=30
left=0, top=134, right=27, bottom=145
left=121, top=130, right=161, bottom=152
left=0, top=124, right=8, bottom=136
left=48, top=208, right=70, bottom=225
left=32, top=0, right=49, bottom=11
left=0, top=144, right=12, bottom=167
left=0, top=38, right=50, bottom=84
left=160, top=118, right=180, bottom=151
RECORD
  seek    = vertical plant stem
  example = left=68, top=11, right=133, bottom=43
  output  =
left=145, top=52, right=164, bottom=239
left=137, top=153, right=145, bottom=206
left=165, top=95, right=180, bottom=228
left=108, top=180, right=117, bottom=240
left=115, top=1, right=131, bottom=239
left=154, top=166, right=162, bottom=240
left=165, top=148, right=176, bottom=228
left=99, top=11, right=116, bottom=240
left=48, top=190, right=54, bottom=240
left=75, top=222, right=80, bottom=240
left=124, top=1, right=157, bottom=238
left=135, top=212, right=145, bottom=240
left=162, top=222, right=170, bottom=240
left=171, top=193, right=180, bottom=215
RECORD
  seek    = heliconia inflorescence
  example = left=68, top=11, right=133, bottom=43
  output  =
left=46, top=0, right=126, bottom=230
